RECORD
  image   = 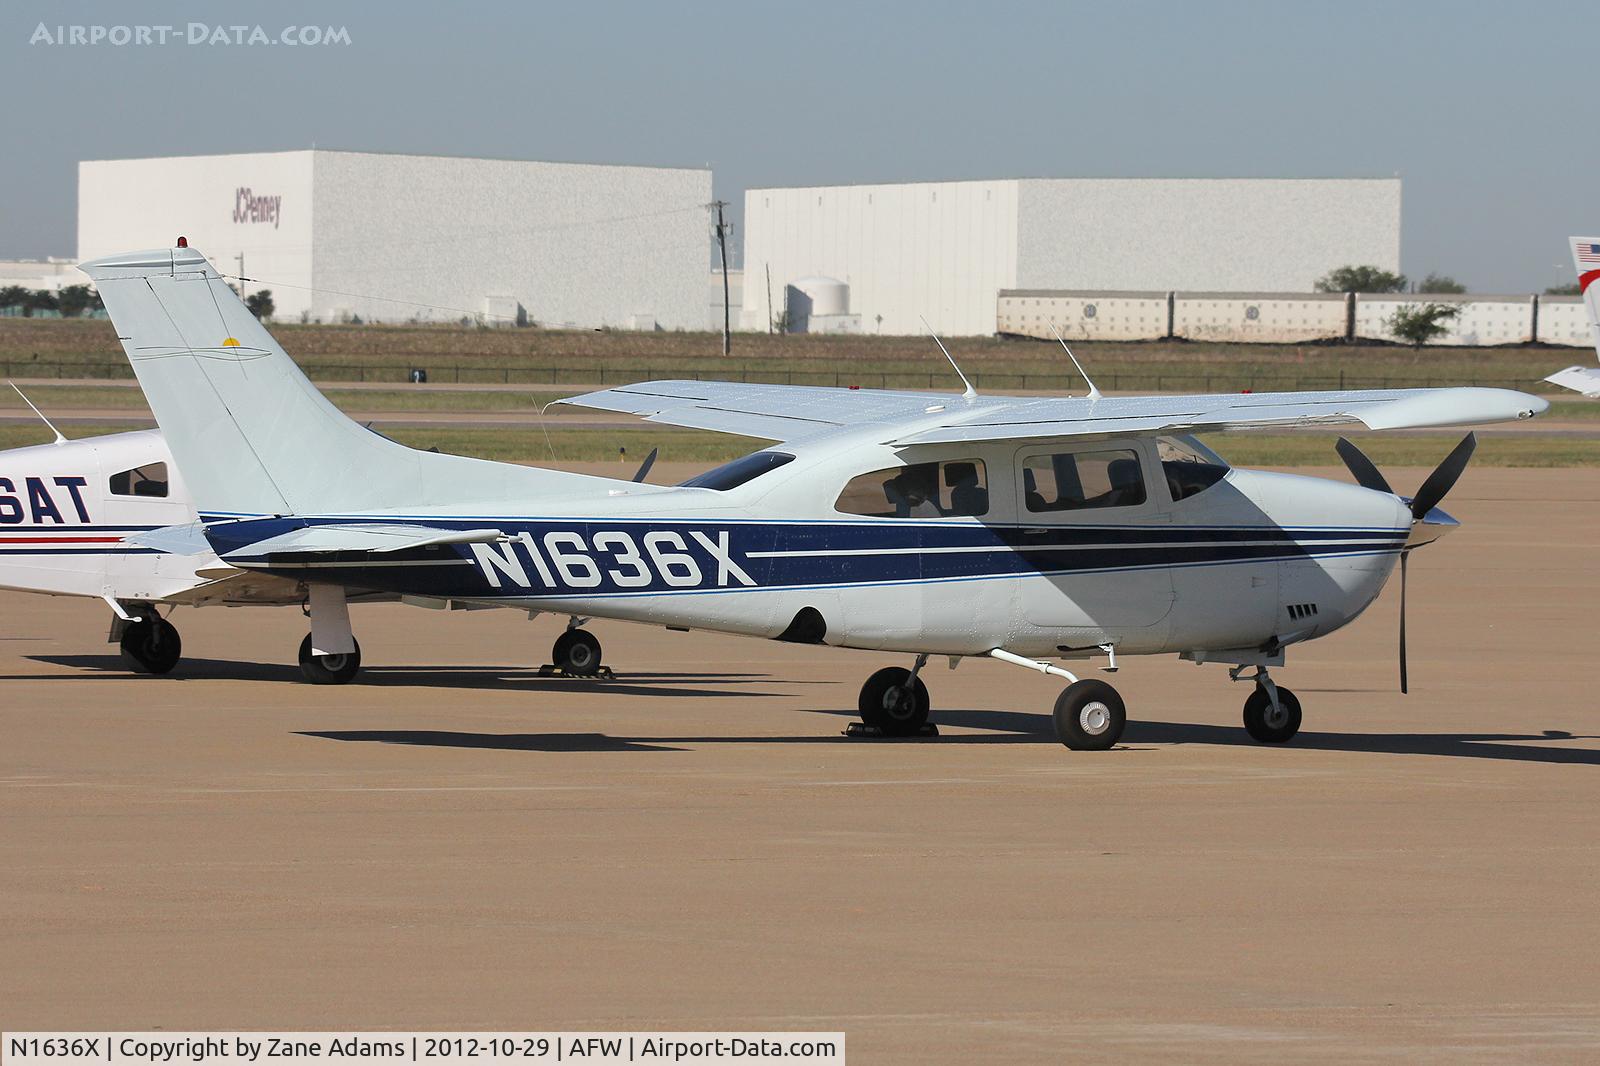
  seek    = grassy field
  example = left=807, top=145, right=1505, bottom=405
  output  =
left=0, top=318, right=1588, bottom=393
left=3, top=421, right=1595, bottom=469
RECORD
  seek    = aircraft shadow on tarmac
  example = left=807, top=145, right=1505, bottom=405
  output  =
left=18, top=655, right=1597, bottom=765
left=298, top=708, right=1600, bottom=765
left=20, top=655, right=811, bottom=698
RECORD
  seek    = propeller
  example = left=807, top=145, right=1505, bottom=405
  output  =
left=631, top=446, right=659, bottom=483
left=1335, top=432, right=1477, bottom=694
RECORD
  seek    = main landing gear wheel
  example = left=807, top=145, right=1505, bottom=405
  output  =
left=298, top=634, right=362, bottom=685
left=858, top=666, right=930, bottom=737
left=119, top=617, right=181, bottom=675
left=1242, top=686, right=1302, bottom=744
left=552, top=629, right=603, bottom=676
left=1053, top=679, right=1126, bottom=751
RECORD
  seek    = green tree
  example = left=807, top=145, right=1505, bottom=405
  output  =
left=1314, top=265, right=1408, bottom=293
left=1545, top=282, right=1581, bottom=296
left=1388, top=302, right=1461, bottom=347
left=244, top=289, right=276, bottom=320
left=57, top=284, right=95, bottom=317
left=0, top=285, right=29, bottom=312
left=1418, top=273, right=1466, bottom=294
left=24, top=290, right=58, bottom=317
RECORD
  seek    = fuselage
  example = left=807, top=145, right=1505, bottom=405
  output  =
left=0, top=430, right=203, bottom=601
left=206, top=432, right=1412, bottom=660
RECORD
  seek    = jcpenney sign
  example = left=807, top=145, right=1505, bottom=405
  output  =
left=233, top=187, right=281, bottom=229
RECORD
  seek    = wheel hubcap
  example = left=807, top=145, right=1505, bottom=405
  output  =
left=1264, top=704, right=1288, bottom=729
left=320, top=654, right=348, bottom=671
left=1079, top=702, right=1111, bottom=735
left=883, top=687, right=914, bottom=719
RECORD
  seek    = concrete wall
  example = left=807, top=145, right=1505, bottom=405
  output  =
left=1174, top=293, right=1347, bottom=343
left=998, top=290, right=1169, bottom=341
left=78, top=151, right=317, bottom=318
left=1537, top=296, right=1590, bottom=347
left=1354, top=294, right=1536, bottom=345
left=741, top=180, right=1020, bottom=336
left=1017, top=179, right=1400, bottom=294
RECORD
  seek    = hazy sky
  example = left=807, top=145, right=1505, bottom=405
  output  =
left=3, top=0, right=1593, bottom=291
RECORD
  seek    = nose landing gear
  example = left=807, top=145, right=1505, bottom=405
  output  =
left=1232, top=665, right=1302, bottom=743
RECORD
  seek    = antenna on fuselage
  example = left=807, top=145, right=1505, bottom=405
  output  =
left=919, top=315, right=976, bottom=400
left=1048, top=323, right=1103, bottom=401
left=9, top=382, right=68, bottom=445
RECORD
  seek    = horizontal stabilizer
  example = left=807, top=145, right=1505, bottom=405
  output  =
left=124, top=523, right=216, bottom=557
left=220, top=523, right=505, bottom=562
left=1545, top=366, right=1600, bottom=398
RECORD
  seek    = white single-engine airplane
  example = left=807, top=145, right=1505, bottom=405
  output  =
left=0, top=411, right=389, bottom=678
left=1545, top=234, right=1600, bottom=398
left=81, top=244, right=1549, bottom=748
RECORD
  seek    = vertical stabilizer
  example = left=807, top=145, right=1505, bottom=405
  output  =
left=79, top=246, right=628, bottom=516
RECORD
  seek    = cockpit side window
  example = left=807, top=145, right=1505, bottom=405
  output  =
left=835, top=459, right=989, bottom=518
left=1021, top=449, right=1146, bottom=512
left=1156, top=436, right=1230, bottom=502
left=109, top=462, right=169, bottom=498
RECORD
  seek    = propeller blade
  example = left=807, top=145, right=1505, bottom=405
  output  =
left=1399, top=550, right=1409, bottom=695
left=631, top=446, right=659, bottom=483
left=1410, top=432, right=1477, bottom=521
left=1335, top=437, right=1394, bottom=494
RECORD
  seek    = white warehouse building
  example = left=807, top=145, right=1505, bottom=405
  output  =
left=741, top=177, right=1401, bottom=336
left=78, top=150, right=712, bottom=328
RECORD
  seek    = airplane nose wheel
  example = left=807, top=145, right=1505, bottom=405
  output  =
left=119, top=616, right=181, bottom=675
left=552, top=628, right=603, bottom=676
left=858, top=666, right=930, bottom=737
left=298, top=634, right=362, bottom=685
left=1053, top=679, right=1126, bottom=750
left=1242, top=685, right=1301, bottom=743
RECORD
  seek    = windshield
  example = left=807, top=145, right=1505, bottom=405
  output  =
left=679, top=451, right=796, bottom=491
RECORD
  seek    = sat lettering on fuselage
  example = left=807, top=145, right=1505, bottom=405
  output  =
left=469, top=528, right=754, bottom=591
left=0, top=476, right=90, bottom=523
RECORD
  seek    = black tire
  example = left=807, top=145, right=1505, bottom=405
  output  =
left=298, top=633, right=362, bottom=685
left=858, top=666, right=930, bottom=736
left=119, top=617, right=181, bottom=675
left=1053, top=679, right=1126, bottom=751
left=1242, top=686, right=1302, bottom=743
left=552, top=629, right=603, bottom=675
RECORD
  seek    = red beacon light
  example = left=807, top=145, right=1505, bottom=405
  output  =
left=176, top=236, right=188, bottom=247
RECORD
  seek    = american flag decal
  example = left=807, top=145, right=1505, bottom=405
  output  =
left=1575, top=240, right=1600, bottom=265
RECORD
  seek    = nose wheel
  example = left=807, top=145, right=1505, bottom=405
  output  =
left=1242, top=685, right=1301, bottom=743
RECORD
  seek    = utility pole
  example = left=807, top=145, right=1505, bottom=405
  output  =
left=236, top=252, right=246, bottom=303
left=710, top=200, right=732, bottom=356
left=765, top=262, right=774, bottom=334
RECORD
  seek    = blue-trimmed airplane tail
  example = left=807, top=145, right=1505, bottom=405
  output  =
left=80, top=245, right=630, bottom=518
left=1545, top=236, right=1600, bottom=398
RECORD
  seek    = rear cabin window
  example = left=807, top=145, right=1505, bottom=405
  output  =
left=835, top=459, right=988, bottom=518
left=678, top=451, right=795, bottom=491
left=1021, top=449, right=1145, bottom=512
left=109, top=463, right=169, bottom=498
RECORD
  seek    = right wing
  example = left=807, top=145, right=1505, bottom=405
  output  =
left=561, top=380, right=1548, bottom=447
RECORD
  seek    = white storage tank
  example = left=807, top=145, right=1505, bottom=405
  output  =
left=786, top=275, right=852, bottom=332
